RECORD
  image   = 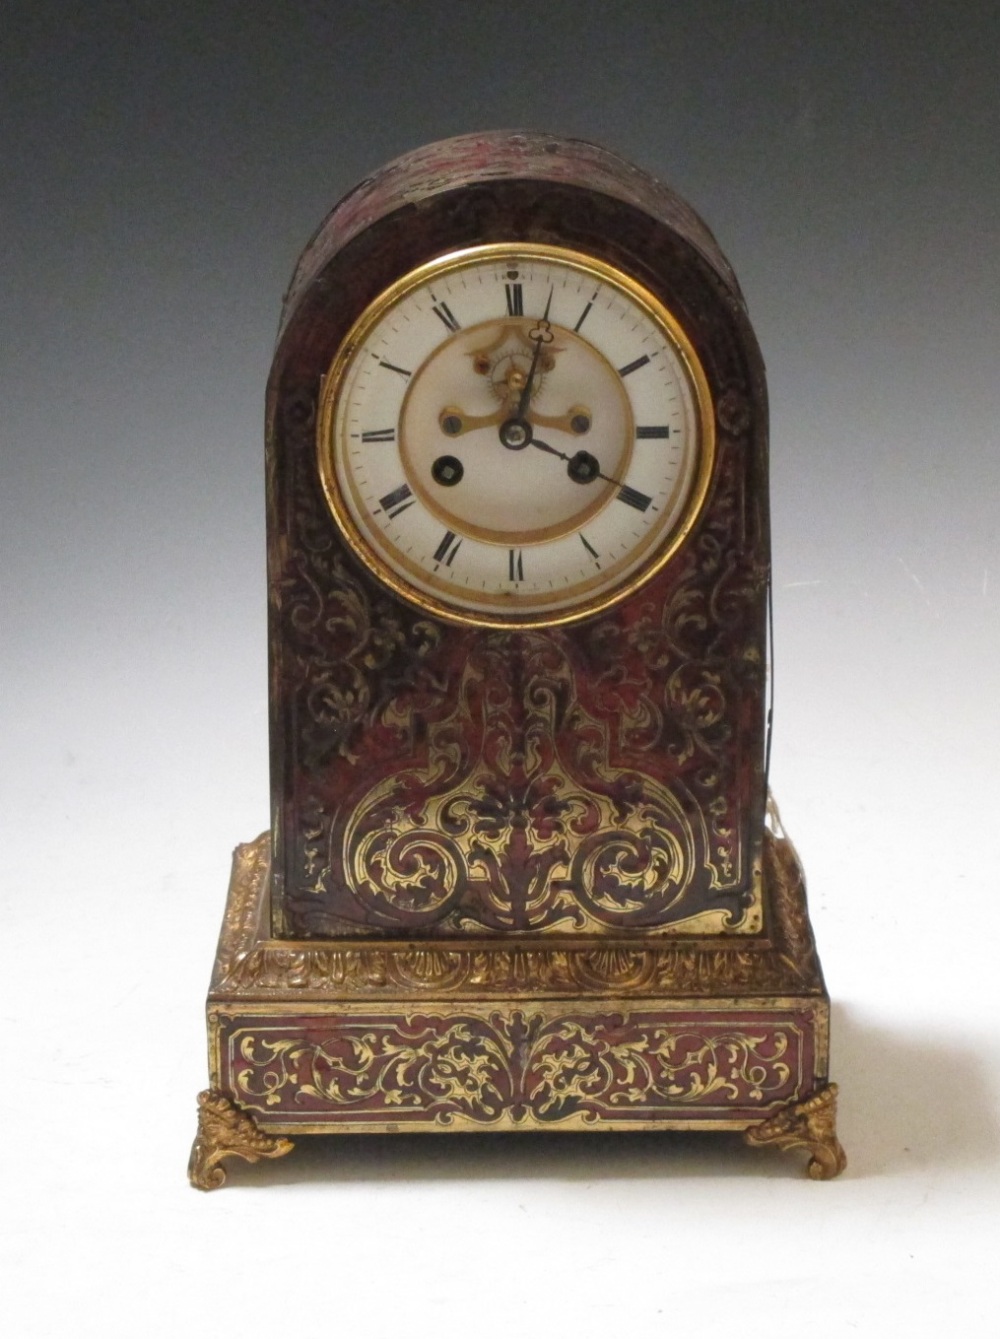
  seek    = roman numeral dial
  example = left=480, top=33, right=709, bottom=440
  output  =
left=319, top=243, right=713, bottom=626
left=431, top=297, right=460, bottom=332
left=377, top=482, right=414, bottom=519
left=433, top=530, right=462, bottom=567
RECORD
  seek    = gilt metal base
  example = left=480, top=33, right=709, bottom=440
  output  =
left=744, top=1081, right=847, bottom=1180
left=188, top=1089, right=294, bottom=1190
left=192, top=828, right=843, bottom=1187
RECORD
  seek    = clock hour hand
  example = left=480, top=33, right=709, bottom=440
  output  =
left=530, top=436, right=626, bottom=490
left=526, top=435, right=570, bottom=463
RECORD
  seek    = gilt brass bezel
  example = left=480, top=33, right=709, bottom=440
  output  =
left=317, top=242, right=717, bottom=629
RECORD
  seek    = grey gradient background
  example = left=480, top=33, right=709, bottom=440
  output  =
left=3, top=4, right=998, bottom=1335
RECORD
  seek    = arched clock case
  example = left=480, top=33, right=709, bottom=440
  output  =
left=189, top=132, right=844, bottom=1187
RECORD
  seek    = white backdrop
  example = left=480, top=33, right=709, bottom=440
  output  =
left=3, top=5, right=998, bottom=1335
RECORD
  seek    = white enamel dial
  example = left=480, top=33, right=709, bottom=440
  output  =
left=318, top=244, right=714, bottom=626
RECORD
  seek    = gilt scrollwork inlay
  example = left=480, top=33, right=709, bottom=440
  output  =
left=277, top=388, right=451, bottom=779
left=340, top=633, right=702, bottom=934
left=274, top=383, right=765, bottom=937
left=581, top=439, right=767, bottom=894
left=228, top=1011, right=802, bottom=1125
left=212, top=827, right=820, bottom=998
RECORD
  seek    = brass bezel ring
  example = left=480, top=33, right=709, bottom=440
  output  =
left=317, top=242, right=717, bottom=630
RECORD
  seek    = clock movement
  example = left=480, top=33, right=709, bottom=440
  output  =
left=189, top=131, right=845, bottom=1188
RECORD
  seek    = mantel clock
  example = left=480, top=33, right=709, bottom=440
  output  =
left=189, top=131, right=844, bottom=1187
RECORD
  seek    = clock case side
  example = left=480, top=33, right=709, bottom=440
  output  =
left=264, top=132, right=771, bottom=943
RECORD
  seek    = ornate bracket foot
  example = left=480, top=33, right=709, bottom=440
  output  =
left=744, top=1082, right=847, bottom=1180
left=188, top=1089, right=294, bottom=1191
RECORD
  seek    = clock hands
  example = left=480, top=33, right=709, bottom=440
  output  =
left=498, top=415, right=626, bottom=489
left=440, top=292, right=618, bottom=494
left=440, top=296, right=592, bottom=451
left=516, top=289, right=554, bottom=419
left=528, top=436, right=626, bottom=490
left=492, top=295, right=623, bottom=488
left=439, top=299, right=558, bottom=439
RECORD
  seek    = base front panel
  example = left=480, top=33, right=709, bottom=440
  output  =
left=210, top=1000, right=826, bottom=1134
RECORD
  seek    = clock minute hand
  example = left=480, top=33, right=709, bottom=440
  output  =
left=516, top=289, right=554, bottom=419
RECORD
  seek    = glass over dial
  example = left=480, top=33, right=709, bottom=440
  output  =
left=317, top=243, right=714, bottom=626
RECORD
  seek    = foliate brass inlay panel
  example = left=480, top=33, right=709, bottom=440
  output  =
left=213, top=827, right=820, bottom=999
left=222, top=1009, right=808, bottom=1128
left=277, top=401, right=764, bottom=939
left=342, top=633, right=704, bottom=935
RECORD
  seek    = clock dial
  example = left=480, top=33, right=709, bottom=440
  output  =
left=318, top=243, right=714, bottom=626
